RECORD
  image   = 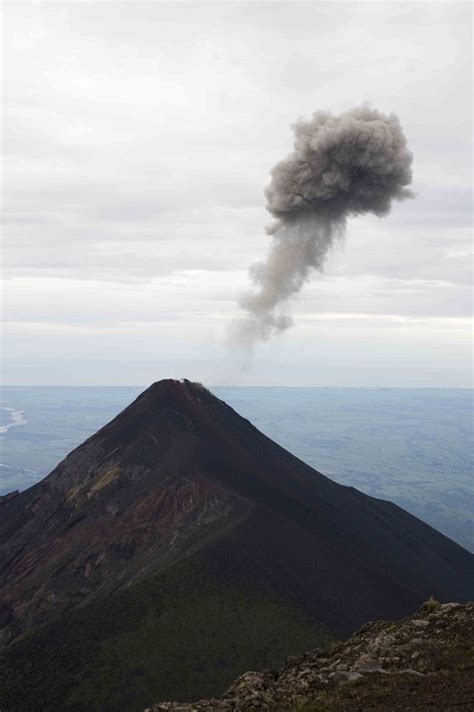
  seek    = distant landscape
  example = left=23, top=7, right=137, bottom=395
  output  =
left=1, top=386, right=472, bottom=551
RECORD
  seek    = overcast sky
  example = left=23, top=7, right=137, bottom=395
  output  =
left=2, top=1, right=472, bottom=386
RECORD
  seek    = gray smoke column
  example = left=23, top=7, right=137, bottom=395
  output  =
left=236, top=105, right=414, bottom=345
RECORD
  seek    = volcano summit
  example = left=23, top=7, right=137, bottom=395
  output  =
left=1, top=380, right=473, bottom=712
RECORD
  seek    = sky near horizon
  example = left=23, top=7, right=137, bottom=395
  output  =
left=2, top=2, right=472, bottom=387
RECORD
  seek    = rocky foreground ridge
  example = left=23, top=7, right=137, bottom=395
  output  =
left=148, top=600, right=474, bottom=712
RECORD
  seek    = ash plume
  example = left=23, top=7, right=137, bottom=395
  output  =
left=235, top=105, right=414, bottom=345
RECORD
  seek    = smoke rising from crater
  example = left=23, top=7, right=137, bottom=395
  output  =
left=236, top=105, right=414, bottom=345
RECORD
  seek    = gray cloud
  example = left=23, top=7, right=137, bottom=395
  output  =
left=236, top=106, right=414, bottom=344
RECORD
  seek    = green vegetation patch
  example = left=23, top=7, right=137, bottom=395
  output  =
left=0, top=553, right=332, bottom=712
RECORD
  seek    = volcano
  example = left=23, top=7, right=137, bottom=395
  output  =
left=1, top=380, right=473, bottom=712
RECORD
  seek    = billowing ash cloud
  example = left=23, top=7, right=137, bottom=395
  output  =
left=236, top=105, right=414, bottom=345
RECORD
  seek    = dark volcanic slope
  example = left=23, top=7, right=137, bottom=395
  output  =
left=1, top=379, right=473, bottom=645
left=0, top=380, right=473, bottom=711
